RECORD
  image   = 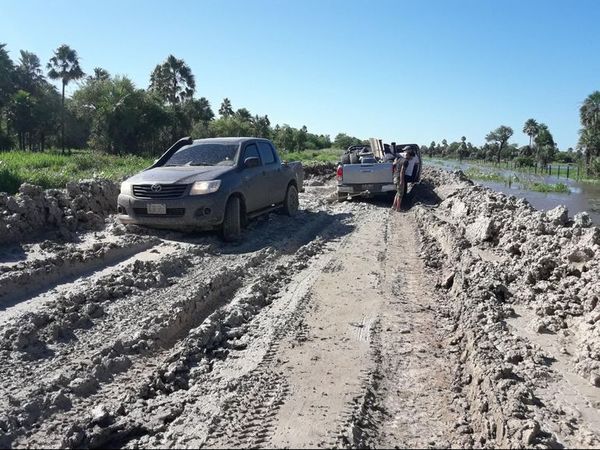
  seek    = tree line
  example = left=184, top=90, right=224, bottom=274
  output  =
left=424, top=94, right=600, bottom=177
left=0, top=43, right=364, bottom=155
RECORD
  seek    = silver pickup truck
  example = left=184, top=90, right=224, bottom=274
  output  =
left=336, top=141, right=421, bottom=201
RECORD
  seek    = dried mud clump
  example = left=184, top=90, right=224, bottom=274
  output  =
left=0, top=179, right=119, bottom=245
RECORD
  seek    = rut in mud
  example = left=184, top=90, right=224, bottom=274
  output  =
left=1, top=167, right=599, bottom=449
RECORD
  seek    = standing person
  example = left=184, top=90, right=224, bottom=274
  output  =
left=392, top=148, right=419, bottom=211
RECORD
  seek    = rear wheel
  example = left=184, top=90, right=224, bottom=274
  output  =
left=283, top=184, right=299, bottom=216
left=222, top=197, right=241, bottom=241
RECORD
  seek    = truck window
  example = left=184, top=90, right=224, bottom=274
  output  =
left=243, top=143, right=261, bottom=163
left=257, top=142, right=276, bottom=165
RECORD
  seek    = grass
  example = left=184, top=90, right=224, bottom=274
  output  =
left=0, top=149, right=154, bottom=194
left=0, top=147, right=345, bottom=195
left=424, top=155, right=586, bottom=180
left=464, top=167, right=508, bottom=183
left=459, top=166, right=570, bottom=193
left=280, top=148, right=344, bottom=164
left=523, top=182, right=570, bottom=193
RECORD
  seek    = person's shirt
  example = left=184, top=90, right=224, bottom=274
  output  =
left=405, top=157, right=418, bottom=177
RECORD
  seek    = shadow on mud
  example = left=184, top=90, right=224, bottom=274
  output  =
left=129, top=209, right=355, bottom=256
left=343, top=181, right=442, bottom=211
left=0, top=244, right=27, bottom=264
left=404, top=181, right=442, bottom=209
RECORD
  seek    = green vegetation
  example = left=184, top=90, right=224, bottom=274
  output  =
left=0, top=150, right=152, bottom=194
left=464, top=168, right=508, bottom=183
left=524, top=182, right=570, bottom=193
left=280, top=148, right=343, bottom=164
left=0, top=42, right=363, bottom=158
left=454, top=164, right=571, bottom=194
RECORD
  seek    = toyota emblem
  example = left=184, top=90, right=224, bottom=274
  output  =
left=151, top=184, right=162, bottom=192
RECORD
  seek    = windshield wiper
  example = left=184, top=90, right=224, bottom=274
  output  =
left=189, top=163, right=214, bottom=166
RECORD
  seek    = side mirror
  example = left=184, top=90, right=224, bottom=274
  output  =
left=244, top=157, right=260, bottom=169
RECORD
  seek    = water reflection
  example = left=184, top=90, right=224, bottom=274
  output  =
left=427, top=159, right=600, bottom=224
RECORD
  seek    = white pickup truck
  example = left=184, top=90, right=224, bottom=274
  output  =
left=336, top=140, right=422, bottom=201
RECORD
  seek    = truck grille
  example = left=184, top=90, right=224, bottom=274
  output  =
left=133, top=207, right=185, bottom=217
left=132, top=184, right=187, bottom=199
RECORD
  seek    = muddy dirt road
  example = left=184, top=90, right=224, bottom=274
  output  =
left=1, top=168, right=600, bottom=449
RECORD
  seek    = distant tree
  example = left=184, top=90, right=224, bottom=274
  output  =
left=219, top=98, right=233, bottom=117
left=89, top=67, right=110, bottom=82
left=149, top=55, right=195, bottom=105
left=485, top=125, right=513, bottom=163
left=522, top=118, right=539, bottom=149
left=458, top=136, right=468, bottom=162
left=274, top=124, right=296, bottom=151
left=47, top=44, right=85, bottom=153
left=0, top=43, right=15, bottom=136
left=333, top=132, right=362, bottom=149
left=295, top=125, right=308, bottom=151
left=534, top=123, right=555, bottom=165
left=186, top=97, right=214, bottom=124
left=209, top=116, right=253, bottom=138
left=235, top=108, right=252, bottom=122
left=428, top=140, right=436, bottom=157
left=578, top=91, right=600, bottom=172
left=16, top=50, right=44, bottom=93
left=8, top=90, right=35, bottom=150
left=251, top=114, right=271, bottom=138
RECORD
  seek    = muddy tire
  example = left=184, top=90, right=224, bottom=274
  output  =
left=222, top=197, right=242, bottom=242
left=283, top=184, right=299, bottom=216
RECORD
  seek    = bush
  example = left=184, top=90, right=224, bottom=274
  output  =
left=514, top=156, right=535, bottom=168
left=0, top=164, right=22, bottom=193
left=0, top=132, right=14, bottom=151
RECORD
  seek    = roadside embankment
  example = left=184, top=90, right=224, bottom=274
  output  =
left=416, top=167, right=600, bottom=448
left=0, top=180, right=119, bottom=246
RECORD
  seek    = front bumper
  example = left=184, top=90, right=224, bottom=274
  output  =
left=117, top=192, right=228, bottom=230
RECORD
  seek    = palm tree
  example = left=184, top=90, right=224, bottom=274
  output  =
left=89, top=67, right=110, bottom=82
left=149, top=55, right=195, bottom=105
left=0, top=43, right=15, bottom=133
left=523, top=118, right=539, bottom=149
left=219, top=98, right=233, bottom=117
left=580, top=91, right=600, bottom=129
left=579, top=91, right=600, bottom=170
left=47, top=44, right=85, bottom=153
left=17, top=51, right=44, bottom=92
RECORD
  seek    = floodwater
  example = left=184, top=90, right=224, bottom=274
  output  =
left=427, top=159, right=600, bottom=224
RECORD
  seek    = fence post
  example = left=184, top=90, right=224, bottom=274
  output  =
left=566, top=166, right=570, bottom=179
left=557, top=166, right=560, bottom=178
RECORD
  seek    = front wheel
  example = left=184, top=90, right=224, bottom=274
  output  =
left=283, top=184, right=299, bottom=216
left=222, top=197, right=242, bottom=242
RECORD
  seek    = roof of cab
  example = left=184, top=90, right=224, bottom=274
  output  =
left=192, top=137, right=270, bottom=145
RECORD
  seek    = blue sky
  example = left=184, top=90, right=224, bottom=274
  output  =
left=2, top=0, right=599, bottom=149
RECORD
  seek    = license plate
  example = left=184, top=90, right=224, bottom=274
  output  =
left=147, top=203, right=166, bottom=214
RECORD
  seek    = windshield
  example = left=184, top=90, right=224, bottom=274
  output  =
left=163, top=143, right=239, bottom=167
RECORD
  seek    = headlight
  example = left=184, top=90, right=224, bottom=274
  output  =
left=190, top=180, right=221, bottom=195
left=120, top=181, right=133, bottom=196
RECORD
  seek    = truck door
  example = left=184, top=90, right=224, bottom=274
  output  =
left=240, top=143, right=271, bottom=212
left=257, top=141, right=285, bottom=205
